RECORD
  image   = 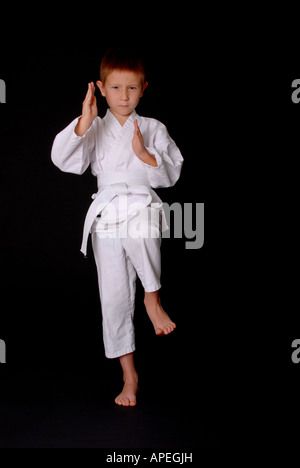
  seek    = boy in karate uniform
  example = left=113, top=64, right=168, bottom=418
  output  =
left=51, top=49, right=183, bottom=406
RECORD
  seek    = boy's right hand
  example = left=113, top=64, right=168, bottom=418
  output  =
left=75, top=82, right=98, bottom=136
left=82, top=82, right=98, bottom=121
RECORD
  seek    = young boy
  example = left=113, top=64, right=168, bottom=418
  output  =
left=51, top=48, right=183, bottom=406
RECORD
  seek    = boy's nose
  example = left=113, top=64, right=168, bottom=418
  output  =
left=121, top=90, right=129, bottom=100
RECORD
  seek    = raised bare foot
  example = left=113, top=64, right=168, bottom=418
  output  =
left=144, top=291, right=176, bottom=336
left=115, top=379, right=139, bottom=407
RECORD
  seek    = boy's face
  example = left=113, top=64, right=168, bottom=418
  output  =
left=97, top=70, right=148, bottom=124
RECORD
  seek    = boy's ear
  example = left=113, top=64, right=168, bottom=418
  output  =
left=97, top=80, right=106, bottom=97
left=140, top=81, right=148, bottom=97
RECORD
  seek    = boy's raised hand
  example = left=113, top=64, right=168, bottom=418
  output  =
left=132, top=120, right=158, bottom=167
left=132, top=119, right=146, bottom=158
left=75, top=82, right=98, bottom=137
left=82, top=82, right=98, bottom=121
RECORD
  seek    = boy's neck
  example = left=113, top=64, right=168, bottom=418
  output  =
left=109, top=109, right=134, bottom=126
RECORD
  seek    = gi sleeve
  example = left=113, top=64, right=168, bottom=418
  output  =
left=51, top=117, right=96, bottom=175
left=140, top=122, right=184, bottom=188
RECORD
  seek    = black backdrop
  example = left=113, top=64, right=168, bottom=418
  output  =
left=0, top=37, right=233, bottom=449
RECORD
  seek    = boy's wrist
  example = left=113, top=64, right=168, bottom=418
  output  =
left=138, top=148, right=158, bottom=167
left=80, top=115, right=95, bottom=128
left=75, top=116, right=94, bottom=137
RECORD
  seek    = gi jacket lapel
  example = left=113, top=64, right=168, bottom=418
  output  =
left=104, top=110, right=137, bottom=166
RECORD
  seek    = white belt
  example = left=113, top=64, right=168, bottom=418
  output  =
left=80, top=172, right=153, bottom=256
left=97, top=171, right=150, bottom=188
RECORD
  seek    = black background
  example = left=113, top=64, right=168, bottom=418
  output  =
left=0, top=29, right=236, bottom=449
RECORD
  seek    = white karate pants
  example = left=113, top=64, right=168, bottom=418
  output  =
left=91, top=208, right=162, bottom=359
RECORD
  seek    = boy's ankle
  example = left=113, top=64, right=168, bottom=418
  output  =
left=123, top=371, right=138, bottom=385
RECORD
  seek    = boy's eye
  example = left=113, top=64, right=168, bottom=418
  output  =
left=112, top=86, right=119, bottom=89
left=129, top=87, right=137, bottom=90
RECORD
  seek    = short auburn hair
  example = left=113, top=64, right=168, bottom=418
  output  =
left=100, top=48, right=146, bottom=85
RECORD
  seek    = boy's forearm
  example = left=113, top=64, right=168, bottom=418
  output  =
left=75, top=116, right=94, bottom=137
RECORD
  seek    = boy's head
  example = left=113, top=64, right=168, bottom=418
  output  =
left=96, top=48, right=148, bottom=123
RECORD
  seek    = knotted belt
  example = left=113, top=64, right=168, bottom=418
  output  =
left=80, top=172, right=153, bottom=256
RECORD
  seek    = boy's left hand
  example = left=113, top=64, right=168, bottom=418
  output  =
left=132, top=119, right=158, bottom=167
left=132, top=120, right=147, bottom=158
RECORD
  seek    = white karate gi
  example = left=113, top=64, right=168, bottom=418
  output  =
left=51, top=109, right=183, bottom=358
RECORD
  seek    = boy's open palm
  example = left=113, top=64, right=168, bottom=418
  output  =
left=132, top=119, right=146, bottom=157
left=132, top=119, right=158, bottom=167
left=82, top=82, right=98, bottom=122
left=75, top=82, right=98, bottom=136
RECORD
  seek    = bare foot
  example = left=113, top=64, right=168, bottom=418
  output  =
left=115, top=353, right=139, bottom=407
left=144, top=291, right=176, bottom=336
left=115, top=379, right=139, bottom=407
